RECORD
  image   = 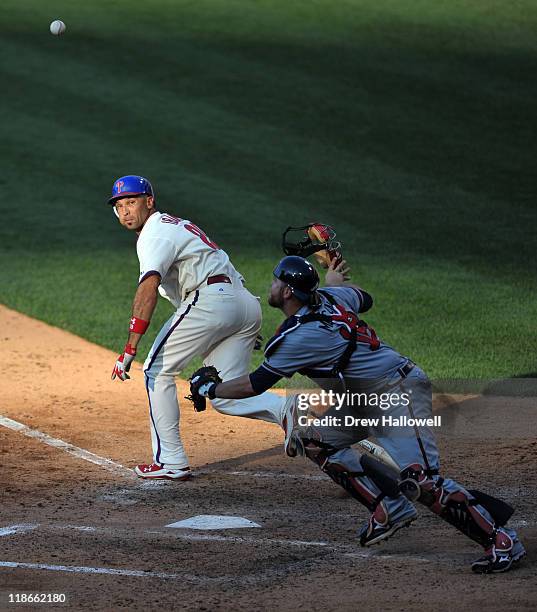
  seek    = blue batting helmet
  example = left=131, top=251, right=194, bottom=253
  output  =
left=107, top=175, right=155, bottom=205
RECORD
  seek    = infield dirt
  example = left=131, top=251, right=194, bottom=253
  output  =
left=0, top=304, right=535, bottom=611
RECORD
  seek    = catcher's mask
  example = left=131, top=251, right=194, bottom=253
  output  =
left=282, top=223, right=341, bottom=259
left=273, top=256, right=319, bottom=304
left=107, top=175, right=155, bottom=218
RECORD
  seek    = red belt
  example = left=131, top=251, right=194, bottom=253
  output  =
left=207, top=274, right=232, bottom=285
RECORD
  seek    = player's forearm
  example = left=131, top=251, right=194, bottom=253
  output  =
left=132, top=280, right=159, bottom=319
left=214, top=375, right=257, bottom=399
left=341, top=282, right=366, bottom=292
left=127, top=276, right=160, bottom=348
left=326, top=276, right=368, bottom=295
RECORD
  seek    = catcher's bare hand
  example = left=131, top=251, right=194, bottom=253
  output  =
left=325, top=259, right=350, bottom=286
left=186, top=366, right=222, bottom=412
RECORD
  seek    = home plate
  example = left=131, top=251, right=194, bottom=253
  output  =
left=166, top=515, right=261, bottom=530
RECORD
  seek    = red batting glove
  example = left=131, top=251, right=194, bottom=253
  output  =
left=111, top=343, right=137, bottom=381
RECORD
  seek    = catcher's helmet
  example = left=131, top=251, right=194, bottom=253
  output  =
left=273, top=256, right=319, bottom=303
left=107, top=175, right=155, bottom=205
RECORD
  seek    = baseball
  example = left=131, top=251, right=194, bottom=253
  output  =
left=50, top=20, right=66, bottom=36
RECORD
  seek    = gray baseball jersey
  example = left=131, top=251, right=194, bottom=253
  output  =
left=257, top=287, right=408, bottom=390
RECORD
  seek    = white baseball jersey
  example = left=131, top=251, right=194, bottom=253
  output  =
left=136, top=211, right=243, bottom=307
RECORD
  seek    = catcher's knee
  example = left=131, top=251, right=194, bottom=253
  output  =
left=303, top=441, right=398, bottom=514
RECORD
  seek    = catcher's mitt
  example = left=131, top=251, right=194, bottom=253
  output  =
left=186, top=366, right=222, bottom=412
left=282, top=223, right=342, bottom=268
left=254, top=333, right=263, bottom=351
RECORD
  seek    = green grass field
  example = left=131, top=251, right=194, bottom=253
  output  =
left=0, top=0, right=536, bottom=379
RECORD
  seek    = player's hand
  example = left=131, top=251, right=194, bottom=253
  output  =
left=111, top=343, right=136, bottom=381
left=254, top=333, right=264, bottom=351
left=186, top=366, right=222, bottom=412
left=325, top=259, right=350, bottom=286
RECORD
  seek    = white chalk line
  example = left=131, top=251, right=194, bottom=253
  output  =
left=2, top=416, right=531, bottom=572
left=0, top=524, right=38, bottom=537
left=197, top=468, right=326, bottom=481
left=0, top=414, right=318, bottom=483
left=3, top=517, right=534, bottom=578
left=0, top=556, right=346, bottom=586
left=35, top=522, right=331, bottom=548
left=0, top=527, right=340, bottom=584
left=2, top=414, right=533, bottom=516
left=0, top=414, right=335, bottom=491
left=0, top=522, right=433, bottom=565
left=0, top=561, right=191, bottom=580
left=0, top=415, right=135, bottom=479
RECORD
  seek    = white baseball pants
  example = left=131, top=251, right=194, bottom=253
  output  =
left=143, top=282, right=288, bottom=469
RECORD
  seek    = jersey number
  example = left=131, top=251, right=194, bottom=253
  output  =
left=160, top=215, right=219, bottom=250
left=185, top=223, right=219, bottom=250
left=331, top=305, right=380, bottom=350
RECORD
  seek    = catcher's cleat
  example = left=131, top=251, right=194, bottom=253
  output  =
left=471, top=537, right=526, bottom=574
left=359, top=508, right=418, bottom=547
left=134, top=463, right=192, bottom=481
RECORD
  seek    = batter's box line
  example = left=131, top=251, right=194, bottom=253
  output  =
left=0, top=414, right=135, bottom=480
left=0, top=556, right=340, bottom=586
left=0, top=414, right=327, bottom=483
left=197, top=468, right=327, bottom=481
left=2, top=414, right=534, bottom=510
left=0, top=522, right=434, bottom=564
left=0, top=560, right=202, bottom=582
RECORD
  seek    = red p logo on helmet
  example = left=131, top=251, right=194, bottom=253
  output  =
left=115, top=180, right=125, bottom=193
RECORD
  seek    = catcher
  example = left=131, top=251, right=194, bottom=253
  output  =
left=188, top=229, right=526, bottom=575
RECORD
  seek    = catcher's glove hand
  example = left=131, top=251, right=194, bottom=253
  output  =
left=282, top=223, right=342, bottom=269
left=306, top=224, right=343, bottom=269
left=254, top=333, right=263, bottom=351
left=186, top=366, right=222, bottom=412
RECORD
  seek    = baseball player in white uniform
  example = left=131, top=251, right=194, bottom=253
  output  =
left=108, top=175, right=294, bottom=479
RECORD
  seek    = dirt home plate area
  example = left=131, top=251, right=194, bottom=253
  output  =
left=0, top=304, right=535, bottom=610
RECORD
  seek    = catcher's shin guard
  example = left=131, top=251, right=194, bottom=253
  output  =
left=304, top=441, right=389, bottom=526
left=400, top=463, right=515, bottom=551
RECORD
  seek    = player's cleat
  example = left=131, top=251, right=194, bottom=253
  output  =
left=282, top=399, right=298, bottom=457
left=471, top=538, right=526, bottom=574
left=134, top=463, right=192, bottom=481
left=282, top=397, right=302, bottom=457
left=359, top=508, right=418, bottom=547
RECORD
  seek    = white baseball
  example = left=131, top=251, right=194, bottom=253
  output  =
left=50, top=20, right=66, bottom=36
